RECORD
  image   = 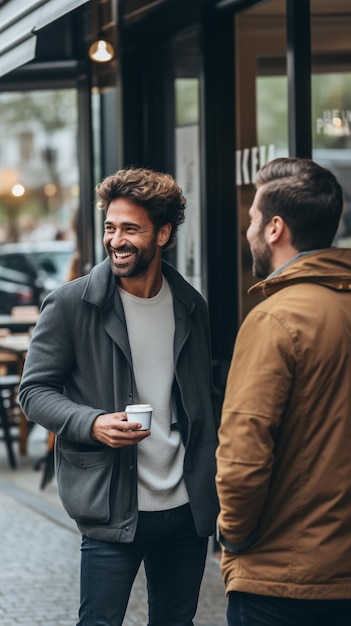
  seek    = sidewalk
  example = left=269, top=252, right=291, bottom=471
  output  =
left=0, top=426, right=227, bottom=625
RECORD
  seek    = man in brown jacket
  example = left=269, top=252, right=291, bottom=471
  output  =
left=216, top=157, right=351, bottom=626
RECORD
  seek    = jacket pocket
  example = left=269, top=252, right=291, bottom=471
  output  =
left=56, top=448, right=114, bottom=524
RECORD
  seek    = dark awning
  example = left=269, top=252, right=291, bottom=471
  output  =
left=0, top=0, right=90, bottom=77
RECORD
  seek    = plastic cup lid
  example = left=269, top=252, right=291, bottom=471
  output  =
left=125, top=404, right=153, bottom=412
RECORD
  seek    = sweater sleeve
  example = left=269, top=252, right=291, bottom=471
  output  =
left=216, top=308, right=295, bottom=551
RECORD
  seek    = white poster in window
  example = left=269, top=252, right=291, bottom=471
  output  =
left=175, top=124, right=202, bottom=294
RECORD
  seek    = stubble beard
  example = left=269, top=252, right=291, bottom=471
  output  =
left=252, top=244, right=272, bottom=280
left=108, top=238, right=157, bottom=279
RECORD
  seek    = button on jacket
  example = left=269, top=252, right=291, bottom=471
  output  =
left=19, top=258, right=219, bottom=542
left=216, top=248, right=351, bottom=599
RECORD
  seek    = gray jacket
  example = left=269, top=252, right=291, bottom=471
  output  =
left=19, top=258, right=219, bottom=542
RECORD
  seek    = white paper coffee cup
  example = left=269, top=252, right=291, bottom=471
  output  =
left=125, top=404, right=153, bottom=430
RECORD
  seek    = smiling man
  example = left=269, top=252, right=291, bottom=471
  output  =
left=19, top=167, right=219, bottom=626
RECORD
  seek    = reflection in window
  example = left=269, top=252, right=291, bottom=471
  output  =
left=256, top=75, right=288, bottom=157
left=172, top=29, right=203, bottom=295
left=19, top=132, right=34, bottom=161
left=0, top=90, right=79, bottom=246
left=312, top=72, right=351, bottom=247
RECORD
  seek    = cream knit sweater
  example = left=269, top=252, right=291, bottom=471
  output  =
left=118, top=277, right=189, bottom=511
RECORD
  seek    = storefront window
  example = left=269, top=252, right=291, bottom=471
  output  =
left=311, top=1, right=351, bottom=248
left=235, top=0, right=351, bottom=324
left=172, top=29, right=203, bottom=295
left=256, top=74, right=288, bottom=157
left=235, top=0, right=287, bottom=319
left=0, top=89, right=79, bottom=245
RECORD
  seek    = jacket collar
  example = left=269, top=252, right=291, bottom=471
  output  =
left=81, top=257, right=198, bottom=366
left=249, top=248, right=351, bottom=298
left=81, top=256, right=197, bottom=315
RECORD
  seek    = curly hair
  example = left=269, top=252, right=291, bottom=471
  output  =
left=96, top=167, right=186, bottom=250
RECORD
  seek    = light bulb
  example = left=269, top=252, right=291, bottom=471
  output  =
left=89, top=39, right=114, bottom=63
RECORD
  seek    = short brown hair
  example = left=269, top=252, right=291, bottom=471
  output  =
left=255, top=158, right=343, bottom=251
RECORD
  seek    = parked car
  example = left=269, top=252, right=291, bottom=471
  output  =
left=0, top=240, right=76, bottom=314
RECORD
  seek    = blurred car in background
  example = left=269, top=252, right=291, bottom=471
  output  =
left=0, top=240, right=75, bottom=314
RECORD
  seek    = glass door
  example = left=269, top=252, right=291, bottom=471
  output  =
left=235, top=0, right=287, bottom=320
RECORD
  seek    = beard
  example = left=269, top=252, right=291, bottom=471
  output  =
left=107, top=236, right=157, bottom=278
left=251, top=241, right=272, bottom=279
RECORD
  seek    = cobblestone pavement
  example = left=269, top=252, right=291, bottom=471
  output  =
left=0, top=427, right=227, bottom=625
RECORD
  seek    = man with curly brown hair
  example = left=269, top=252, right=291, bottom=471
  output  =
left=20, top=167, right=219, bottom=626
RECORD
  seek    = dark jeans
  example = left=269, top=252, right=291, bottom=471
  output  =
left=77, top=503, right=208, bottom=626
left=227, top=591, right=351, bottom=626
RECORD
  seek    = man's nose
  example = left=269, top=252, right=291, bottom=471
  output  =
left=110, top=230, right=124, bottom=248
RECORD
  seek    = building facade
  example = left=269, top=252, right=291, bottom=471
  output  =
left=0, top=0, right=350, bottom=392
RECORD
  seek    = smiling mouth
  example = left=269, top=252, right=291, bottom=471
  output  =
left=112, top=250, right=134, bottom=261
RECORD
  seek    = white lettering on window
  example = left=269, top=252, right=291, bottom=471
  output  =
left=236, top=144, right=275, bottom=186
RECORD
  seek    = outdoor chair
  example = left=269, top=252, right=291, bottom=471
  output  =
left=0, top=374, right=21, bottom=468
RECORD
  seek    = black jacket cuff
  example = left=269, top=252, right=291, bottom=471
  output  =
left=216, top=526, right=258, bottom=554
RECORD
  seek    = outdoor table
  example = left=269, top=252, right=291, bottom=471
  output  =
left=0, top=333, right=31, bottom=362
left=0, top=333, right=31, bottom=455
left=0, top=314, right=38, bottom=333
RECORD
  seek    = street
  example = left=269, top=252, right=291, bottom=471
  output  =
left=0, top=427, right=227, bottom=625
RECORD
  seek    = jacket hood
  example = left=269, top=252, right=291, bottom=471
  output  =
left=249, top=248, right=351, bottom=298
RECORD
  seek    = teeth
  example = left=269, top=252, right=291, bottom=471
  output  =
left=114, top=251, right=132, bottom=259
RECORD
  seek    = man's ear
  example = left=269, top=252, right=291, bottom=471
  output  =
left=157, top=223, right=172, bottom=247
left=267, top=215, right=285, bottom=243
